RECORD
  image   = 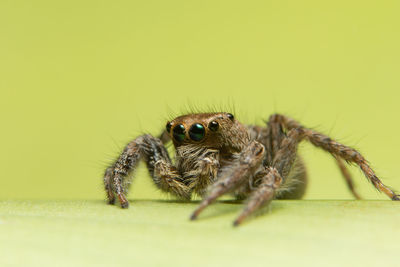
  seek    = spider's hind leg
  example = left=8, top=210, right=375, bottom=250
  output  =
left=271, top=113, right=398, bottom=200
left=334, top=156, right=361, bottom=199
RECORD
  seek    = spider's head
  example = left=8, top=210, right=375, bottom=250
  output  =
left=165, top=112, right=250, bottom=152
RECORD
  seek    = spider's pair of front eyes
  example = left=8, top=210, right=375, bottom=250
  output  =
left=166, top=121, right=219, bottom=142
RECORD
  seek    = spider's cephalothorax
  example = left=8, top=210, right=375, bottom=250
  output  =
left=103, top=112, right=399, bottom=226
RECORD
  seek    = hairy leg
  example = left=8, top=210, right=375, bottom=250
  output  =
left=233, top=167, right=282, bottom=226
left=104, top=167, right=116, bottom=204
left=248, top=121, right=308, bottom=200
left=334, top=156, right=361, bottom=199
left=190, top=140, right=266, bottom=220
left=246, top=117, right=286, bottom=166
left=270, top=114, right=399, bottom=200
left=233, top=128, right=305, bottom=225
left=104, top=134, right=191, bottom=208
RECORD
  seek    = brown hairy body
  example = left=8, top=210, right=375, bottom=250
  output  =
left=103, top=113, right=399, bottom=226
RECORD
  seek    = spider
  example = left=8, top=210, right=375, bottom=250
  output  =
left=103, top=112, right=399, bottom=226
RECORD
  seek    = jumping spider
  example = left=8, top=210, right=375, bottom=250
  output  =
left=104, top=113, right=399, bottom=226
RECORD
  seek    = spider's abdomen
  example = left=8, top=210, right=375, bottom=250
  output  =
left=275, top=156, right=307, bottom=199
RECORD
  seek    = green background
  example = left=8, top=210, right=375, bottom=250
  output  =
left=1, top=0, right=399, bottom=201
left=1, top=1, right=400, bottom=266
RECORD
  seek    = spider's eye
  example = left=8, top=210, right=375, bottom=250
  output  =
left=227, top=113, right=234, bottom=121
left=208, top=121, right=219, bottom=132
left=189, top=123, right=205, bottom=141
left=173, top=124, right=186, bottom=142
left=166, top=122, right=172, bottom=133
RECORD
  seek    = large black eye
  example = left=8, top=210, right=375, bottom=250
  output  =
left=189, top=123, right=205, bottom=141
left=166, top=122, right=172, bottom=133
left=173, top=124, right=186, bottom=142
left=227, top=113, right=234, bottom=121
left=208, top=121, right=219, bottom=132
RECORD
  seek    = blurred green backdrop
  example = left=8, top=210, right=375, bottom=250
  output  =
left=1, top=0, right=399, bottom=201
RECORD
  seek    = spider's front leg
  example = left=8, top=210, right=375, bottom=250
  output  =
left=190, top=140, right=266, bottom=220
left=233, top=128, right=305, bottom=225
left=104, top=134, right=191, bottom=208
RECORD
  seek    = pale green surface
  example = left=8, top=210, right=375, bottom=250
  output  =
left=0, top=200, right=399, bottom=267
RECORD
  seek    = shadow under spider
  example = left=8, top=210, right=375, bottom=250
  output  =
left=103, top=198, right=288, bottom=223
left=129, top=199, right=243, bottom=205
left=126, top=199, right=242, bottom=220
left=194, top=200, right=288, bottom=223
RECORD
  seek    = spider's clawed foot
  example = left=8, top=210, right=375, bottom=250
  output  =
left=117, top=194, right=130, bottom=208
left=190, top=202, right=259, bottom=227
left=190, top=200, right=211, bottom=221
left=232, top=213, right=248, bottom=227
left=392, top=195, right=400, bottom=201
left=120, top=201, right=129, bottom=209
